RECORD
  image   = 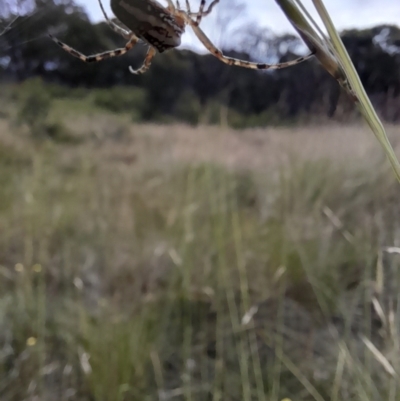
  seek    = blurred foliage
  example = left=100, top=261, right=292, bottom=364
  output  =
left=0, top=0, right=400, bottom=125
left=16, top=77, right=51, bottom=136
left=0, top=126, right=399, bottom=399
left=91, top=86, right=146, bottom=117
left=15, top=77, right=73, bottom=140
left=1, top=1, right=400, bottom=399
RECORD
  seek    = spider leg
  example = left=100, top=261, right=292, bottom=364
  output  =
left=98, top=0, right=131, bottom=39
left=129, top=46, right=157, bottom=75
left=185, top=0, right=191, bottom=14
left=166, top=0, right=176, bottom=11
left=49, top=34, right=139, bottom=63
left=195, top=0, right=220, bottom=26
left=184, top=15, right=315, bottom=70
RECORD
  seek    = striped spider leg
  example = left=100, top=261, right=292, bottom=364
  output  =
left=50, top=0, right=178, bottom=74
left=50, top=0, right=314, bottom=75
left=174, top=0, right=220, bottom=24
left=49, top=0, right=186, bottom=75
left=177, top=3, right=315, bottom=70
left=98, top=0, right=167, bottom=73
left=97, top=0, right=132, bottom=39
left=194, top=0, right=220, bottom=25
left=49, top=33, right=148, bottom=70
left=184, top=0, right=220, bottom=25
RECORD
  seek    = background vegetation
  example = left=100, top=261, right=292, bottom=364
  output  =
left=1, top=1, right=400, bottom=400
left=1, top=0, right=400, bottom=126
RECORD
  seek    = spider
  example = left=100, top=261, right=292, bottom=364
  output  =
left=49, top=0, right=315, bottom=75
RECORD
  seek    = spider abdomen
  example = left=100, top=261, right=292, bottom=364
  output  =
left=51, top=0, right=313, bottom=75
left=111, top=0, right=185, bottom=52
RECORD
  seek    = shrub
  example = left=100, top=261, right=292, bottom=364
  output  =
left=16, top=77, right=51, bottom=138
left=174, top=90, right=201, bottom=125
left=92, top=86, right=146, bottom=117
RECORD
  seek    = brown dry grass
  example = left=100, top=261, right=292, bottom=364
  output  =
left=19, top=111, right=400, bottom=171
left=1, top=106, right=400, bottom=400
left=131, top=123, right=400, bottom=169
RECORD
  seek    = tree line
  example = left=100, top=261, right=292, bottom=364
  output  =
left=1, top=0, right=400, bottom=125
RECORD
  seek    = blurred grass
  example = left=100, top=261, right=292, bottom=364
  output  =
left=0, top=77, right=365, bottom=130
left=1, top=81, right=400, bottom=400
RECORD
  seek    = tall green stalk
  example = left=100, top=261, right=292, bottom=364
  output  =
left=275, top=0, right=400, bottom=182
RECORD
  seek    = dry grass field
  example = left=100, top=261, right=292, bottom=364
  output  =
left=1, top=86, right=400, bottom=400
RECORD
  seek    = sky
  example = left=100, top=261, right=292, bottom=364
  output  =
left=74, top=0, right=400, bottom=51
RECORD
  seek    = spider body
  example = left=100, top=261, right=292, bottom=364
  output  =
left=50, top=0, right=315, bottom=75
left=111, top=0, right=184, bottom=52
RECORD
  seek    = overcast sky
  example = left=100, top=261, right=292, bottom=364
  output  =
left=75, top=0, right=400, bottom=51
